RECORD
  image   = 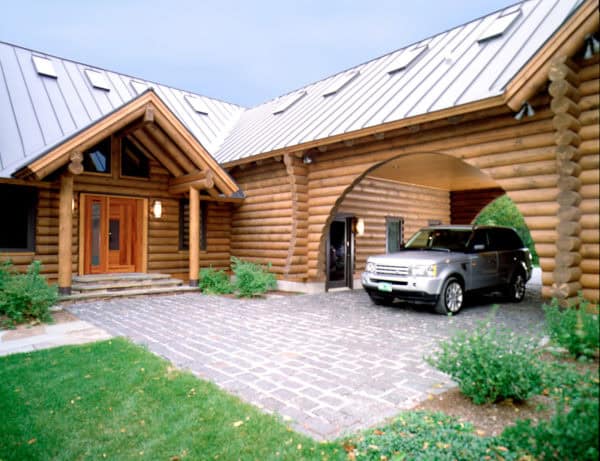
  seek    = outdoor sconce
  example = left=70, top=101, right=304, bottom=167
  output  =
left=152, top=200, right=163, bottom=219
left=303, top=152, right=313, bottom=164
left=514, top=101, right=535, bottom=121
left=355, top=218, right=365, bottom=236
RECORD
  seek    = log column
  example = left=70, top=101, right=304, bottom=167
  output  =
left=549, top=57, right=582, bottom=304
left=188, top=186, right=200, bottom=286
left=58, top=173, right=74, bottom=295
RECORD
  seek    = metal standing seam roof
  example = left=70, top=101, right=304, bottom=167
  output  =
left=0, top=42, right=245, bottom=177
left=213, top=0, right=583, bottom=164
left=0, top=0, right=586, bottom=177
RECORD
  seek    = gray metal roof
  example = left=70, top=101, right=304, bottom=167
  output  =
left=214, top=0, right=582, bottom=163
left=0, top=0, right=585, bottom=176
left=0, top=42, right=245, bottom=177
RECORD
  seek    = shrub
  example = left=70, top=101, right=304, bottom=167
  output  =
left=0, top=260, right=57, bottom=327
left=231, top=257, right=276, bottom=298
left=198, top=267, right=233, bottom=294
left=544, top=295, right=599, bottom=359
left=426, top=320, right=544, bottom=404
left=348, top=411, right=505, bottom=461
left=500, top=365, right=599, bottom=461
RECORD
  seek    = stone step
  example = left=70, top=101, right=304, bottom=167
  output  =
left=59, top=285, right=199, bottom=303
left=71, top=273, right=171, bottom=284
left=72, top=278, right=183, bottom=293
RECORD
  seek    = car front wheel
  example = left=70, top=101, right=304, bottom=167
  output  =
left=505, top=270, right=526, bottom=303
left=434, top=277, right=464, bottom=315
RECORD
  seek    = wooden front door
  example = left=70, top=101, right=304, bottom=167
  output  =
left=83, top=195, right=143, bottom=274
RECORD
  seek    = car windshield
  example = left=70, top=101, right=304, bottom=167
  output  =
left=405, top=229, right=471, bottom=252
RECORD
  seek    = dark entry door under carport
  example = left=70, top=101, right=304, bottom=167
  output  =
left=327, top=216, right=354, bottom=290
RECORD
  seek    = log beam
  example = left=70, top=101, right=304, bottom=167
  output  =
left=58, top=174, right=74, bottom=295
left=188, top=187, right=200, bottom=286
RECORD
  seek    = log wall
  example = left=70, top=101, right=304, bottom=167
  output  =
left=337, top=176, right=450, bottom=275
left=450, top=188, right=505, bottom=224
left=576, top=54, right=600, bottom=302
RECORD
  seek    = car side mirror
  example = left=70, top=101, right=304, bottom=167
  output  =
left=473, top=244, right=485, bottom=251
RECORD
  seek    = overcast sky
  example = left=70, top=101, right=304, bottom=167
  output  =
left=1, top=1, right=517, bottom=107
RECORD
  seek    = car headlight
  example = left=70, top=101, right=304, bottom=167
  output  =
left=412, top=264, right=437, bottom=277
left=366, top=262, right=376, bottom=273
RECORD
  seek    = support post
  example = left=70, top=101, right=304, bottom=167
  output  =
left=189, top=186, right=200, bottom=287
left=58, top=174, right=74, bottom=295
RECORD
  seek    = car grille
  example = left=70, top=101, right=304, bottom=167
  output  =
left=375, top=264, right=410, bottom=276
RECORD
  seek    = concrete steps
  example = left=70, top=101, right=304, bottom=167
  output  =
left=60, top=273, right=199, bottom=303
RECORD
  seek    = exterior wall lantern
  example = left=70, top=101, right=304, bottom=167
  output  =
left=152, top=200, right=163, bottom=219
left=355, top=218, right=365, bottom=236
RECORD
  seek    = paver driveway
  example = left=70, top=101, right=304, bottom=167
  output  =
left=68, top=288, right=545, bottom=439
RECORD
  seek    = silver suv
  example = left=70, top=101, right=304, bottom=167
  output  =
left=361, top=225, right=532, bottom=314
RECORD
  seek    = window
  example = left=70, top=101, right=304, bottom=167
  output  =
left=386, top=45, right=428, bottom=74
left=32, top=56, right=58, bottom=78
left=121, top=138, right=149, bottom=178
left=179, top=200, right=207, bottom=251
left=386, top=217, right=404, bottom=253
left=0, top=185, right=37, bottom=251
left=272, top=91, right=306, bottom=115
left=322, top=71, right=359, bottom=97
left=477, top=9, right=521, bottom=43
left=185, top=95, right=210, bottom=115
left=83, top=138, right=111, bottom=174
left=84, top=69, right=111, bottom=91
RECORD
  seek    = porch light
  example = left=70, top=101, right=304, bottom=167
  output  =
left=152, top=200, right=163, bottom=219
left=303, top=153, right=313, bottom=164
left=356, top=218, right=365, bottom=236
left=514, top=101, right=535, bottom=121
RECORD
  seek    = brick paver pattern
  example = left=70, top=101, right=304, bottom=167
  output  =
left=69, top=290, right=545, bottom=439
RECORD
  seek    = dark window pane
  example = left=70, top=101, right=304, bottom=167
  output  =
left=83, top=138, right=111, bottom=173
left=121, top=138, right=149, bottom=178
left=0, top=185, right=36, bottom=251
left=386, top=217, right=404, bottom=253
left=109, top=219, right=120, bottom=250
left=179, top=200, right=206, bottom=251
left=91, top=202, right=101, bottom=266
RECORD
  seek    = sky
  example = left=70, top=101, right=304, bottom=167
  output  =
left=0, top=0, right=518, bottom=107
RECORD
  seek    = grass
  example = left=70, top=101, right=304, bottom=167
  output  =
left=0, top=338, right=344, bottom=461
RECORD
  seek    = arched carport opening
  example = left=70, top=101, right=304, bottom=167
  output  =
left=317, top=152, right=538, bottom=290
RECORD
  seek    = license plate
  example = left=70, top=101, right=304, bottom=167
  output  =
left=377, top=282, right=392, bottom=293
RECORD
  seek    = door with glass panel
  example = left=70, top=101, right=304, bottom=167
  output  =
left=83, top=195, right=143, bottom=274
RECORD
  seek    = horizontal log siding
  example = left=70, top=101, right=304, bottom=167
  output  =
left=577, top=54, right=599, bottom=301
left=337, top=176, right=449, bottom=276
left=450, top=188, right=505, bottom=224
left=230, top=158, right=295, bottom=277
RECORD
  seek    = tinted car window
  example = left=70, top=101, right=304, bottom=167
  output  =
left=494, top=228, right=524, bottom=250
left=405, top=229, right=471, bottom=251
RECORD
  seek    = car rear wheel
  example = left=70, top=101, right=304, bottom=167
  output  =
left=505, top=270, right=526, bottom=303
left=434, top=277, right=464, bottom=315
left=367, top=291, right=393, bottom=306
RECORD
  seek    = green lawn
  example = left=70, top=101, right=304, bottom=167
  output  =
left=0, top=339, right=344, bottom=461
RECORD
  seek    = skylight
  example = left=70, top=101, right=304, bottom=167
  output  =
left=185, top=95, right=210, bottom=115
left=477, top=9, right=521, bottom=42
left=32, top=56, right=57, bottom=78
left=322, top=71, right=360, bottom=97
left=272, top=91, right=306, bottom=115
left=84, top=69, right=111, bottom=91
left=386, top=45, right=428, bottom=74
left=130, top=80, right=151, bottom=94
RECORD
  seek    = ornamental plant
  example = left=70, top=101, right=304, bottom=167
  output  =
left=426, top=319, right=544, bottom=404
left=198, top=267, right=233, bottom=295
left=231, top=257, right=276, bottom=298
left=0, top=260, right=57, bottom=327
left=543, top=295, right=599, bottom=359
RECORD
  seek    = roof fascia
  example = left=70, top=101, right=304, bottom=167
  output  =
left=504, top=0, right=599, bottom=111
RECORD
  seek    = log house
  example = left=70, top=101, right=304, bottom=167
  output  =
left=0, top=0, right=598, bottom=302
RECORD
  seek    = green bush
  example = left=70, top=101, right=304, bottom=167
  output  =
left=198, top=267, right=233, bottom=294
left=544, top=295, right=599, bottom=359
left=500, top=365, right=599, bottom=461
left=231, top=257, right=276, bottom=298
left=348, top=411, right=505, bottom=461
left=0, top=260, right=57, bottom=327
left=426, top=320, right=544, bottom=404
